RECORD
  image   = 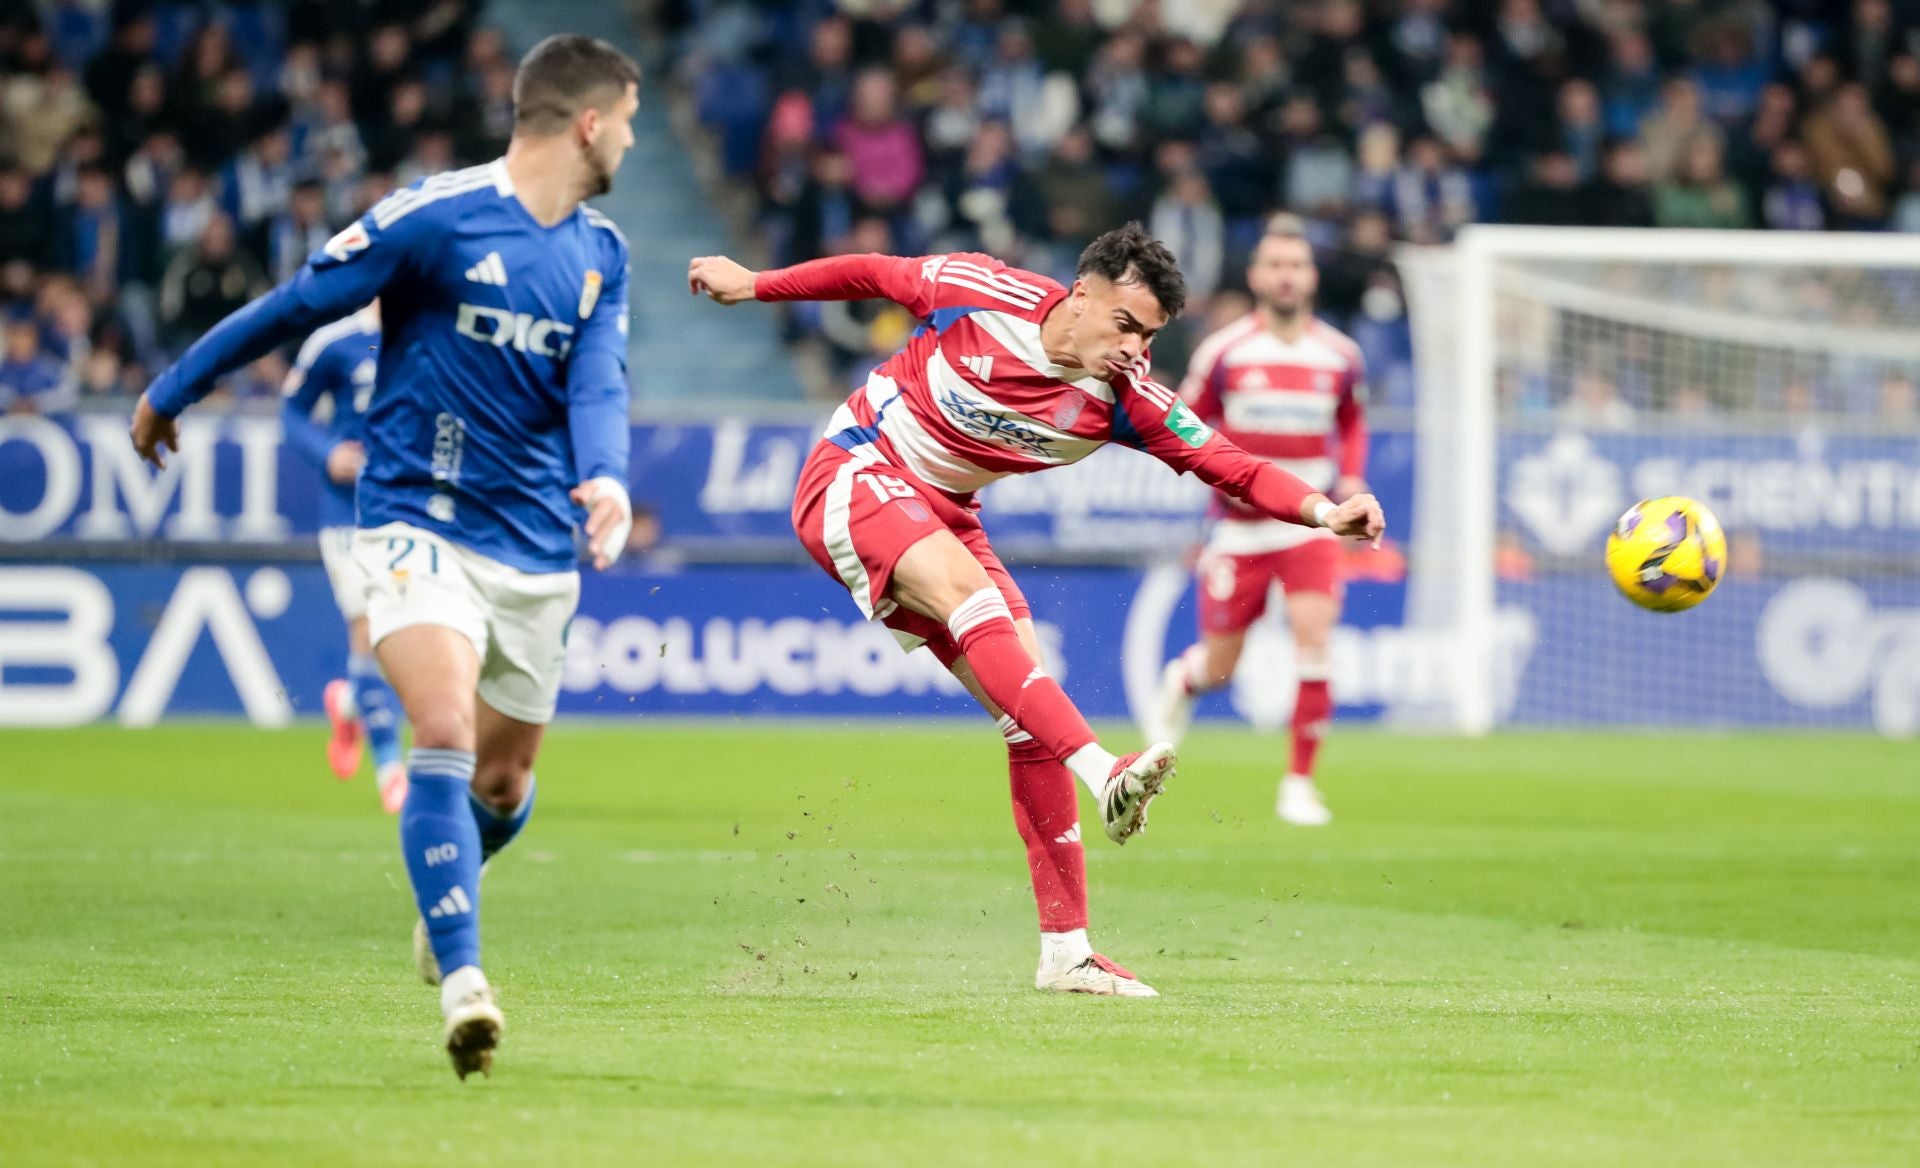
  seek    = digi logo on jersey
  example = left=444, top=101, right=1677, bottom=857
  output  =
left=454, top=304, right=575, bottom=358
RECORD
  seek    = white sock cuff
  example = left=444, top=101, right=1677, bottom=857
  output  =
left=995, top=713, right=1034, bottom=745
left=411, top=748, right=476, bottom=780
left=947, top=587, right=1013, bottom=640
left=1179, top=644, right=1216, bottom=692
left=1297, top=658, right=1331, bottom=682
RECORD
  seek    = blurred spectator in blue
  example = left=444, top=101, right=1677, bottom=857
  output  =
left=1692, top=24, right=1769, bottom=126
left=264, top=180, right=332, bottom=285
left=1150, top=169, right=1224, bottom=304
left=1557, top=79, right=1605, bottom=182
left=1602, top=28, right=1662, bottom=137
left=1391, top=136, right=1477, bottom=243
left=1761, top=140, right=1825, bottom=230
left=0, top=315, right=74, bottom=415
left=225, top=126, right=295, bottom=233
left=979, top=19, right=1075, bottom=158
left=58, top=163, right=121, bottom=302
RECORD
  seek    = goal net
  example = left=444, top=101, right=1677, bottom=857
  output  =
left=1397, top=227, right=1920, bottom=735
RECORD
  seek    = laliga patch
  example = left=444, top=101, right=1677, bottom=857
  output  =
left=1164, top=400, right=1214, bottom=448
left=323, top=221, right=370, bottom=262
left=896, top=498, right=931, bottom=523
left=578, top=270, right=603, bottom=319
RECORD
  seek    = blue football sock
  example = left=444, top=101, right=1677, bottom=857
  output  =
left=349, top=653, right=403, bottom=771
left=401, top=748, right=483, bottom=976
left=470, top=777, right=535, bottom=863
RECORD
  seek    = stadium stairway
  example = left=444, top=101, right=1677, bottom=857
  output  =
left=489, top=0, right=803, bottom=402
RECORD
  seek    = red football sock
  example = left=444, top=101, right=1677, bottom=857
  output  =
left=1291, top=676, right=1332, bottom=777
left=1002, top=721, right=1089, bottom=933
left=948, top=588, right=1097, bottom=763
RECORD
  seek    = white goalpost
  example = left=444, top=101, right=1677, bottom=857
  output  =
left=1397, top=227, right=1920, bottom=736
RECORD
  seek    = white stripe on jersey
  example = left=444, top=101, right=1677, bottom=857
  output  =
left=372, top=165, right=497, bottom=228
left=1134, top=378, right=1176, bottom=410
left=962, top=310, right=1113, bottom=402
left=937, top=272, right=1043, bottom=310
left=284, top=305, right=378, bottom=396
left=941, top=260, right=1045, bottom=306
left=582, top=206, right=628, bottom=248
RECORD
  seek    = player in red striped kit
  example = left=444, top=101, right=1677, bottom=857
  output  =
left=1143, top=215, right=1369, bottom=826
left=689, top=224, right=1383, bottom=996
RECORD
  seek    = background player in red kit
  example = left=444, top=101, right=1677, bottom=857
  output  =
left=1143, top=215, right=1369, bottom=826
left=689, top=225, right=1383, bottom=996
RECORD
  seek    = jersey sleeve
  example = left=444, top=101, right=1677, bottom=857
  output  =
left=1335, top=348, right=1369, bottom=480
left=278, top=333, right=340, bottom=469
left=145, top=191, right=435, bottom=417
left=1112, top=375, right=1320, bottom=526
left=753, top=252, right=1054, bottom=319
left=564, top=243, right=632, bottom=485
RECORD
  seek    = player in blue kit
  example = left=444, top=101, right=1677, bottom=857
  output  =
left=130, top=35, right=642, bottom=1079
left=280, top=304, right=410, bottom=814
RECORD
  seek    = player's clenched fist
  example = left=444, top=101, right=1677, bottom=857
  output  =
left=1323, top=492, right=1385, bottom=543
left=688, top=256, right=758, bottom=304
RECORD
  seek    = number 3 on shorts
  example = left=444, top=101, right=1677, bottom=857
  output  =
left=386, top=536, right=441, bottom=573
left=857, top=473, right=917, bottom=504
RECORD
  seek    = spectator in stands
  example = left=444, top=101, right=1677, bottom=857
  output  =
left=1655, top=132, right=1750, bottom=228
left=1583, top=138, right=1657, bottom=227
left=0, top=163, right=54, bottom=270
left=1421, top=32, right=1495, bottom=162
left=1602, top=28, right=1661, bottom=137
left=835, top=69, right=923, bottom=215
left=1760, top=141, right=1825, bottom=231
left=225, top=126, right=295, bottom=233
left=0, top=315, right=73, bottom=415
left=1150, top=169, right=1225, bottom=303
left=1390, top=136, right=1476, bottom=242
left=1801, top=83, right=1896, bottom=227
left=979, top=19, right=1076, bottom=157
left=1893, top=159, right=1920, bottom=234
left=58, top=163, right=120, bottom=301
left=1282, top=94, right=1355, bottom=218
left=1641, top=77, right=1713, bottom=184
left=1032, top=125, right=1119, bottom=254
left=1508, top=150, right=1586, bottom=226
left=264, top=180, right=332, bottom=285
left=158, top=211, right=264, bottom=354
left=160, top=167, right=218, bottom=258
left=1558, top=369, right=1635, bottom=431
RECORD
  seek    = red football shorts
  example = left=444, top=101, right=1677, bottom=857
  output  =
left=792, top=439, right=1030, bottom=657
left=1195, top=536, right=1343, bottom=636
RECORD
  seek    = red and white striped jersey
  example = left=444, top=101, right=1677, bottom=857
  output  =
left=752, top=252, right=1320, bottom=523
left=1179, top=312, right=1368, bottom=553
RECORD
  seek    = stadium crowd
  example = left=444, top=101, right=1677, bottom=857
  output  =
left=666, top=0, right=1920, bottom=415
left=0, top=0, right=504, bottom=415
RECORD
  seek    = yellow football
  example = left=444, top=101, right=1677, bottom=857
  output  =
left=1604, top=496, right=1728, bottom=612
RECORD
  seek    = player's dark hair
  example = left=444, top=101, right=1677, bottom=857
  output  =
left=1076, top=222, right=1187, bottom=318
left=513, top=35, right=641, bottom=136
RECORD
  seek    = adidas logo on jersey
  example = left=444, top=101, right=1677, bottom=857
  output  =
left=959, top=354, right=994, bottom=382
left=427, top=886, right=473, bottom=919
left=464, top=251, right=509, bottom=286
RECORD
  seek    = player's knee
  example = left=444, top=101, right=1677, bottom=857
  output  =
left=409, top=706, right=476, bottom=752
left=470, top=763, right=531, bottom=813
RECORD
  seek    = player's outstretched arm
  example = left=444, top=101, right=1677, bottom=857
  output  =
left=133, top=203, right=422, bottom=468
left=569, top=257, right=634, bottom=570
left=1118, top=377, right=1386, bottom=542
left=692, top=252, right=958, bottom=314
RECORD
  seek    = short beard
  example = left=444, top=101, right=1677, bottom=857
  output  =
left=582, top=142, right=615, bottom=198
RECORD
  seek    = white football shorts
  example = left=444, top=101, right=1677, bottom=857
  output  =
left=319, top=525, right=373, bottom=621
left=353, top=522, right=580, bottom=724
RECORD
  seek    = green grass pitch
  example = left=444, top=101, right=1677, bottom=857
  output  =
left=4, top=724, right=1918, bottom=1166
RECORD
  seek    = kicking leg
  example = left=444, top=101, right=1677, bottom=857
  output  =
left=891, top=531, right=1173, bottom=845
left=943, top=625, right=1157, bottom=997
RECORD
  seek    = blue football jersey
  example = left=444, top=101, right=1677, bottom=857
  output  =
left=148, top=160, right=632, bottom=573
left=281, top=307, right=381, bottom=529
